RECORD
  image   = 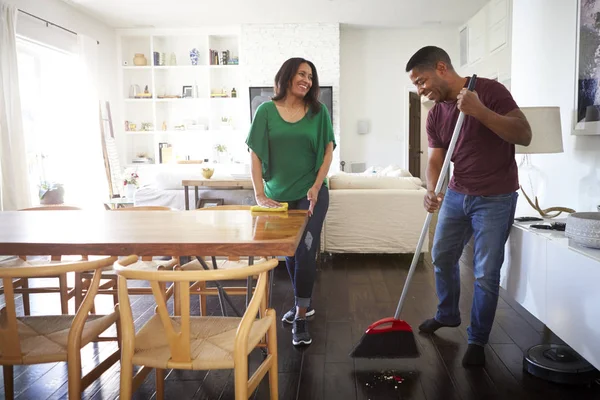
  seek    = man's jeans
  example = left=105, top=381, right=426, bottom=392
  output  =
left=432, top=188, right=517, bottom=346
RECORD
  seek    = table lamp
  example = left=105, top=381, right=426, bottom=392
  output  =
left=516, top=106, right=575, bottom=218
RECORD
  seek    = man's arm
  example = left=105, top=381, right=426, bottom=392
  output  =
left=457, top=89, right=532, bottom=146
left=426, top=148, right=446, bottom=193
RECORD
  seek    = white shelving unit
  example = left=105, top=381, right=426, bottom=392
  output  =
left=116, top=28, right=246, bottom=166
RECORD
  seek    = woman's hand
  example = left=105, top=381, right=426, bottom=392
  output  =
left=255, top=193, right=281, bottom=208
left=307, top=185, right=320, bottom=216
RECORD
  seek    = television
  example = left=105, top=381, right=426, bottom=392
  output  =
left=249, top=86, right=333, bottom=123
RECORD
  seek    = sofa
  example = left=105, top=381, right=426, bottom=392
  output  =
left=320, top=167, right=429, bottom=254
left=132, top=164, right=256, bottom=210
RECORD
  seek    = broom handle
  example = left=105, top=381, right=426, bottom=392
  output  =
left=394, top=74, right=477, bottom=320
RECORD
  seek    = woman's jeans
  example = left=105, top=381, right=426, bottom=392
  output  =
left=432, top=188, right=517, bottom=346
left=284, top=185, right=329, bottom=309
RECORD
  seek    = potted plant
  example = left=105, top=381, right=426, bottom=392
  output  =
left=214, top=144, right=229, bottom=164
left=122, top=171, right=139, bottom=199
left=39, top=181, right=65, bottom=205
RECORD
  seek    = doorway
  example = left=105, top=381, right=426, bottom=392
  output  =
left=408, top=91, right=422, bottom=178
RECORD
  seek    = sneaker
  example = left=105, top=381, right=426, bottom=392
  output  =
left=281, top=306, right=315, bottom=324
left=292, top=318, right=312, bottom=346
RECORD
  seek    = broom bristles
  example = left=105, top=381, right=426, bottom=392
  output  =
left=349, top=330, right=419, bottom=359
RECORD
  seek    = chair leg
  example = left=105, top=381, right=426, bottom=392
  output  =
left=59, top=273, right=69, bottom=314
left=267, top=310, right=279, bottom=400
left=74, top=272, right=83, bottom=311
left=67, top=350, right=82, bottom=399
left=120, top=358, right=134, bottom=399
left=155, top=368, right=165, bottom=400
left=111, top=277, right=118, bottom=307
left=234, top=355, right=249, bottom=400
left=199, top=281, right=207, bottom=316
left=21, top=279, right=31, bottom=316
left=3, top=365, right=14, bottom=400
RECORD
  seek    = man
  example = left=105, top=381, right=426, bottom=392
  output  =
left=405, top=46, right=532, bottom=367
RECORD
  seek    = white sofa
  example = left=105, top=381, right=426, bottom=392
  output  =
left=321, top=168, right=429, bottom=254
left=131, top=164, right=256, bottom=210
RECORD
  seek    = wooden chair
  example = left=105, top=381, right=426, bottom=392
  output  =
left=0, top=206, right=84, bottom=315
left=186, top=205, right=272, bottom=316
left=73, top=206, right=178, bottom=311
left=115, top=256, right=279, bottom=399
left=0, top=256, right=121, bottom=400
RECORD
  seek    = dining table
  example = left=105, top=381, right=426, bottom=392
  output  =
left=0, top=208, right=309, bottom=317
left=0, top=209, right=308, bottom=257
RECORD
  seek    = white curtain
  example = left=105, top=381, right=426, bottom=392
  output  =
left=60, top=34, right=108, bottom=208
left=0, top=2, right=32, bottom=210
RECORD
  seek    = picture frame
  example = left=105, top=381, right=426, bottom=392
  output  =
left=573, top=0, right=600, bottom=135
left=198, top=198, right=224, bottom=208
left=182, top=85, right=193, bottom=98
left=249, top=86, right=333, bottom=123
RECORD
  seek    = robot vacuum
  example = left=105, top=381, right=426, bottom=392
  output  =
left=524, top=344, right=599, bottom=386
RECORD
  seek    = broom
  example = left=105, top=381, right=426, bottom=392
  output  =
left=349, top=74, right=478, bottom=359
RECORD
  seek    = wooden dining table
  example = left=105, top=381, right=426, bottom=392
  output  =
left=0, top=209, right=309, bottom=257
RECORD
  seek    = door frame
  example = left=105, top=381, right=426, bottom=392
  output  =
left=404, top=85, right=421, bottom=174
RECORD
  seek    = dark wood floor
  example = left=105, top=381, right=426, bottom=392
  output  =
left=1, top=253, right=600, bottom=399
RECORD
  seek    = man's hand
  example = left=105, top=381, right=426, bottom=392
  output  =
left=457, top=88, right=486, bottom=118
left=307, top=185, right=319, bottom=216
left=255, top=193, right=281, bottom=208
left=424, top=190, right=444, bottom=213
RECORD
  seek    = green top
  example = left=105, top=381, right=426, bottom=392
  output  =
left=245, top=101, right=336, bottom=201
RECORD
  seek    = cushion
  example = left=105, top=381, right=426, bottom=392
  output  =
left=362, top=165, right=412, bottom=178
left=329, top=173, right=423, bottom=190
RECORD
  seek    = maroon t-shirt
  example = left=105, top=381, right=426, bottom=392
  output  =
left=426, top=76, right=519, bottom=196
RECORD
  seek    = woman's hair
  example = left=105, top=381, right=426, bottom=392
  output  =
left=272, top=57, right=321, bottom=115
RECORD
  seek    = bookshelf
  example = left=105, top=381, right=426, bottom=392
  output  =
left=116, top=28, right=246, bottom=166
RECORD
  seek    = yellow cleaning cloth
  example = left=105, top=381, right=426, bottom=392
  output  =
left=250, top=202, right=288, bottom=212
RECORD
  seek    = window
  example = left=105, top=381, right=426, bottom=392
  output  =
left=17, top=37, right=96, bottom=206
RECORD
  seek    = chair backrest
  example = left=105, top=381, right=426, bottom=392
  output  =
left=0, top=256, right=116, bottom=361
left=114, top=256, right=278, bottom=366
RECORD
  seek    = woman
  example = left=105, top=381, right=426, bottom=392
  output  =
left=246, top=57, right=335, bottom=346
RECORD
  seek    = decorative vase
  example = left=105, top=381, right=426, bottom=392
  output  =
left=133, top=53, right=147, bottom=66
left=189, top=48, right=199, bottom=65
left=40, top=187, right=65, bottom=205
left=124, top=184, right=137, bottom=199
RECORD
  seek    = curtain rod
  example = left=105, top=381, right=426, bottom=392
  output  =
left=18, top=9, right=100, bottom=45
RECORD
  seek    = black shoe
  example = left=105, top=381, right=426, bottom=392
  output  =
left=418, top=318, right=460, bottom=333
left=282, top=306, right=315, bottom=324
left=292, top=318, right=312, bottom=346
left=462, top=344, right=486, bottom=367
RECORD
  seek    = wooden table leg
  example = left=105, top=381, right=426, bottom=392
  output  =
left=184, top=186, right=189, bottom=210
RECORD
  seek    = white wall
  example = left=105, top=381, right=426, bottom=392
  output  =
left=511, top=0, right=600, bottom=212
left=12, top=0, right=118, bottom=120
left=241, top=23, right=341, bottom=171
left=339, top=25, right=459, bottom=172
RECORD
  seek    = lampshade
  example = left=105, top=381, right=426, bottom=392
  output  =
left=515, top=106, right=564, bottom=154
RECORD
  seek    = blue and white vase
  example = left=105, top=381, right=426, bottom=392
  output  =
left=190, top=48, right=199, bottom=65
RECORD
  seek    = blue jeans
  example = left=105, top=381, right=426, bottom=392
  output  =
left=284, top=185, right=329, bottom=308
left=432, top=188, right=517, bottom=346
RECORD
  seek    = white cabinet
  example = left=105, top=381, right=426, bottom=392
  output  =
left=501, top=221, right=600, bottom=370
left=117, top=28, right=245, bottom=166
left=459, top=0, right=510, bottom=70
left=488, top=0, right=509, bottom=53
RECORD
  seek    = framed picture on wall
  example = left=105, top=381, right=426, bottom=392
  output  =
left=574, top=0, right=600, bottom=135
left=248, top=86, right=333, bottom=123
